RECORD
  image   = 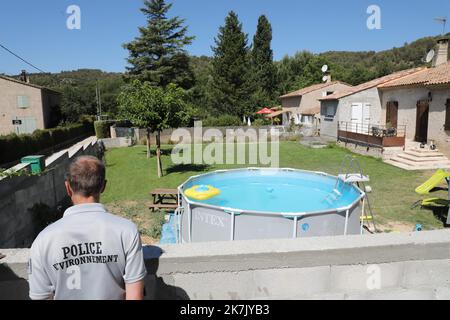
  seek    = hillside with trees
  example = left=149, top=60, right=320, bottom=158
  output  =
left=19, top=16, right=449, bottom=126
left=27, top=69, right=124, bottom=123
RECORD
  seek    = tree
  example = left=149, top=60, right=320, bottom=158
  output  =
left=123, top=0, right=195, bottom=89
left=118, top=80, right=188, bottom=177
left=250, top=15, right=277, bottom=108
left=208, top=11, right=252, bottom=117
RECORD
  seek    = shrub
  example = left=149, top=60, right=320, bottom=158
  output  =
left=94, top=120, right=115, bottom=139
left=203, top=115, right=242, bottom=127
left=253, top=118, right=271, bottom=127
left=0, top=122, right=94, bottom=165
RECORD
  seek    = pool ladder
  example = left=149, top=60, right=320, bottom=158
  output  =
left=324, top=183, right=344, bottom=205
left=337, top=155, right=377, bottom=233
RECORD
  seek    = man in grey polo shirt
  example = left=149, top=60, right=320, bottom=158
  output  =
left=28, top=156, right=147, bottom=300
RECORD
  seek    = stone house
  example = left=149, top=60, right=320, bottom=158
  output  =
left=0, top=72, right=61, bottom=135
left=319, top=68, right=424, bottom=140
left=377, top=39, right=450, bottom=154
left=319, top=38, right=450, bottom=169
left=279, top=81, right=353, bottom=127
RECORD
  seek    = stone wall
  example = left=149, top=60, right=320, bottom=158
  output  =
left=111, top=125, right=293, bottom=145
left=0, top=137, right=99, bottom=248
left=381, top=87, right=450, bottom=156
left=1, top=229, right=450, bottom=300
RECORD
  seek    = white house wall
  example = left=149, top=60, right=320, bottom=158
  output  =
left=320, top=87, right=383, bottom=139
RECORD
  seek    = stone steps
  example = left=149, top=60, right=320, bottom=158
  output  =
left=396, top=153, right=448, bottom=163
left=384, top=147, right=450, bottom=171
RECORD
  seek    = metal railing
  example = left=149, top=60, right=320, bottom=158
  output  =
left=338, top=122, right=406, bottom=138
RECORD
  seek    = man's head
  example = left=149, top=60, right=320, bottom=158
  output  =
left=65, top=156, right=107, bottom=204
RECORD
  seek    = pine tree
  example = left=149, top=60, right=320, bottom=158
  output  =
left=250, top=15, right=277, bottom=108
left=209, top=11, right=252, bottom=117
left=123, top=0, right=195, bottom=89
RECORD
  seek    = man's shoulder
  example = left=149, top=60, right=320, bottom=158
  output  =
left=100, top=211, right=138, bottom=232
left=33, top=208, right=138, bottom=246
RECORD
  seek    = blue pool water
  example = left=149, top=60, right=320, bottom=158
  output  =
left=183, top=169, right=362, bottom=213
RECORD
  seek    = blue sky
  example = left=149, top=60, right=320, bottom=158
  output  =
left=0, top=0, right=449, bottom=75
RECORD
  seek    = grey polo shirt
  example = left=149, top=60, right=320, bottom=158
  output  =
left=28, top=203, right=147, bottom=300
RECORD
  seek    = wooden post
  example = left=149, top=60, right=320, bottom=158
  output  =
left=146, top=128, right=152, bottom=159
left=156, top=130, right=163, bottom=178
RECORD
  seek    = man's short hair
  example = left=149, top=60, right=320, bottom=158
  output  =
left=66, top=156, right=106, bottom=197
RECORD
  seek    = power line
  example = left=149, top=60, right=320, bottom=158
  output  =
left=0, top=43, right=46, bottom=73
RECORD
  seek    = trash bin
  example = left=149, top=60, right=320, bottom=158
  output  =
left=21, top=155, right=46, bottom=174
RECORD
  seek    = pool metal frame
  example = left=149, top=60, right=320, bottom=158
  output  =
left=176, top=168, right=367, bottom=243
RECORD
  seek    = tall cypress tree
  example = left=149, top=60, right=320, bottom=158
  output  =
left=123, top=0, right=195, bottom=89
left=209, top=11, right=252, bottom=117
left=250, top=15, right=277, bottom=107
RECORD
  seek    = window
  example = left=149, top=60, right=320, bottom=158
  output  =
left=17, top=95, right=30, bottom=109
left=326, top=105, right=335, bottom=117
left=445, top=99, right=450, bottom=130
left=302, top=115, right=313, bottom=124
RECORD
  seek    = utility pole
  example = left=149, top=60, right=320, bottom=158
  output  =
left=96, top=80, right=102, bottom=121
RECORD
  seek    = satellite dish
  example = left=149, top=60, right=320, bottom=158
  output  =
left=425, top=49, right=435, bottom=63
left=322, top=76, right=329, bottom=83
left=321, top=65, right=329, bottom=73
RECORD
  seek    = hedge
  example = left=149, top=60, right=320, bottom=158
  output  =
left=94, top=121, right=115, bottom=139
left=0, top=122, right=94, bottom=165
left=94, top=120, right=133, bottom=139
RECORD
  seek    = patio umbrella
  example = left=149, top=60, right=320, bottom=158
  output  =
left=256, top=108, right=273, bottom=115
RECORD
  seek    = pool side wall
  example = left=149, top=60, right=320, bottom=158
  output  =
left=179, top=169, right=364, bottom=243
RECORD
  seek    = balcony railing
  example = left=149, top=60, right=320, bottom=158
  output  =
left=338, top=122, right=406, bottom=149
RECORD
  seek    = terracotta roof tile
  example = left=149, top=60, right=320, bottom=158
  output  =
left=379, top=62, right=450, bottom=88
left=280, top=81, right=351, bottom=99
left=320, top=67, right=425, bottom=100
left=302, top=106, right=321, bottom=115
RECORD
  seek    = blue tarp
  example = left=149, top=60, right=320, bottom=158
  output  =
left=159, top=214, right=178, bottom=244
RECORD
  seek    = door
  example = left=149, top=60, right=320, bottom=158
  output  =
left=386, top=101, right=398, bottom=128
left=351, top=103, right=371, bottom=133
left=415, top=100, right=429, bottom=143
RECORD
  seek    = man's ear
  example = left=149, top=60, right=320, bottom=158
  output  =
left=100, top=180, right=107, bottom=194
left=65, top=181, right=73, bottom=198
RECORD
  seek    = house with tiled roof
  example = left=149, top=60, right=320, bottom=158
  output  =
left=279, top=80, right=352, bottom=128
left=377, top=38, right=450, bottom=167
left=319, top=37, right=450, bottom=169
left=319, top=67, right=424, bottom=139
left=0, top=71, right=61, bottom=135
left=379, top=44, right=450, bottom=145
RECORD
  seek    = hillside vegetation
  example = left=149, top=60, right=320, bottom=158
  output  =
left=10, top=33, right=449, bottom=124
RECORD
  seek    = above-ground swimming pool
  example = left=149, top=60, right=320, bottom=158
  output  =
left=177, top=168, right=365, bottom=243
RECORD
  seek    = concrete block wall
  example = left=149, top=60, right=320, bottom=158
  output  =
left=0, top=137, right=99, bottom=248
left=1, top=230, right=450, bottom=300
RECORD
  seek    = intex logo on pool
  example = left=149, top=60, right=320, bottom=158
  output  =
left=194, top=212, right=225, bottom=228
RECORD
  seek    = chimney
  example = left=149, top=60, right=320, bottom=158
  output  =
left=20, top=70, right=30, bottom=83
left=432, top=37, right=449, bottom=67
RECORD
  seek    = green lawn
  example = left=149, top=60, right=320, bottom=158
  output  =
left=102, top=141, right=447, bottom=242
